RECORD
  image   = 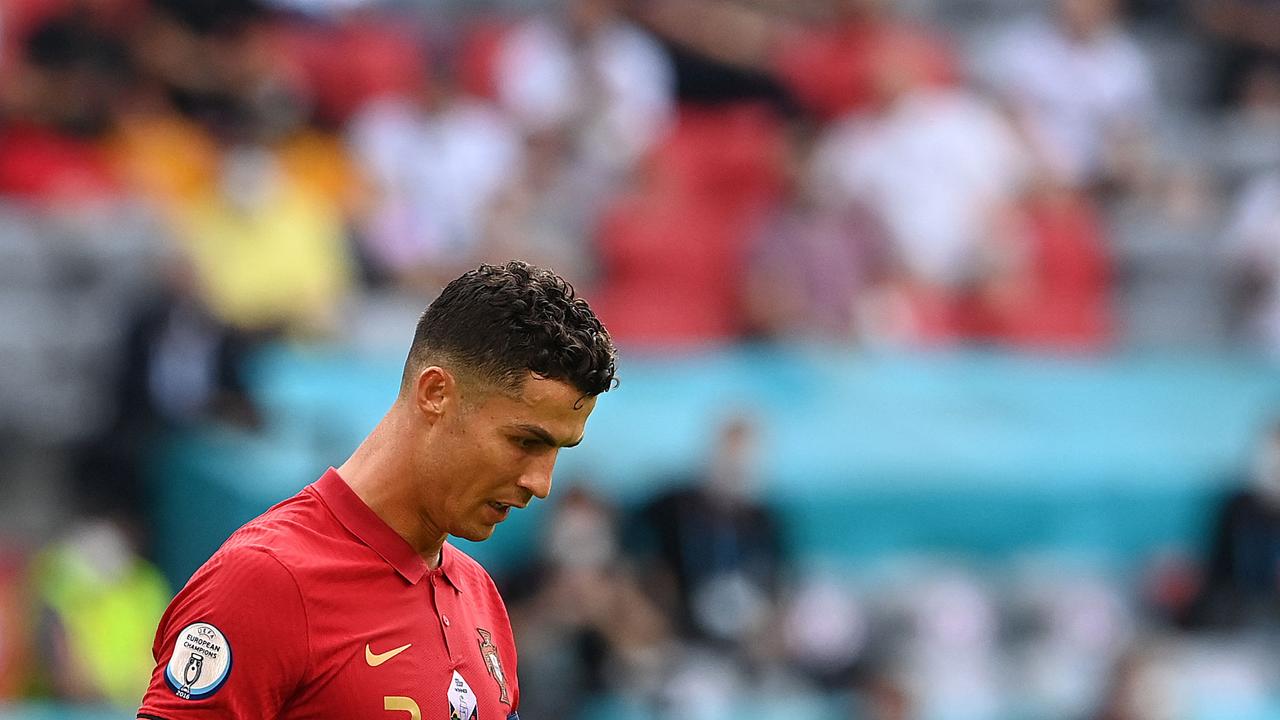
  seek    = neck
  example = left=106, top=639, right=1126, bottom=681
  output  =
left=338, top=404, right=446, bottom=569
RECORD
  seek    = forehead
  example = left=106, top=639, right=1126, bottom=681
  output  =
left=473, top=374, right=596, bottom=432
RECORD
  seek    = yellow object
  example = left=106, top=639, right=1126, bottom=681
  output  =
left=34, top=542, right=170, bottom=707
left=178, top=163, right=354, bottom=334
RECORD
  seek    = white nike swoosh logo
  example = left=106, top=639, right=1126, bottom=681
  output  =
left=365, top=642, right=412, bottom=667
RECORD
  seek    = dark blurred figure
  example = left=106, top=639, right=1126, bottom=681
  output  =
left=0, top=0, right=136, bottom=200
left=73, top=250, right=260, bottom=547
left=1194, top=0, right=1280, bottom=107
left=631, top=0, right=955, bottom=120
left=1194, top=418, right=1280, bottom=626
left=503, top=486, right=671, bottom=719
left=629, top=417, right=786, bottom=655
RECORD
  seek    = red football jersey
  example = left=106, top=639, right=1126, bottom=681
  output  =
left=138, top=468, right=520, bottom=720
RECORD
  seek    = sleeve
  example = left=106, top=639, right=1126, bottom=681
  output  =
left=137, top=545, right=309, bottom=719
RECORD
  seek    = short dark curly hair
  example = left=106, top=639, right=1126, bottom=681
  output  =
left=401, top=261, right=617, bottom=398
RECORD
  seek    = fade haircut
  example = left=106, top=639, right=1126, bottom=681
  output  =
left=401, top=261, right=617, bottom=399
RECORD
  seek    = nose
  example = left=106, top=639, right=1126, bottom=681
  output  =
left=516, top=452, right=556, bottom=500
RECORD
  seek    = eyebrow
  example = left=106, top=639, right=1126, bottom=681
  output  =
left=513, top=423, right=582, bottom=448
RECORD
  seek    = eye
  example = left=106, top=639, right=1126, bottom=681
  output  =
left=512, top=436, right=540, bottom=450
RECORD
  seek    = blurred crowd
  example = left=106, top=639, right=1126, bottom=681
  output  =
left=498, top=416, right=1280, bottom=720
left=2, top=0, right=1280, bottom=716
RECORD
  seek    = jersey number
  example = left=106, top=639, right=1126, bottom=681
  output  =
left=384, top=696, right=421, bottom=720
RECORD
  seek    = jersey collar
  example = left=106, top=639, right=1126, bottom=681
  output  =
left=312, top=467, right=461, bottom=591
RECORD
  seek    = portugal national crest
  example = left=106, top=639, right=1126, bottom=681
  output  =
left=476, top=628, right=510, bottom=705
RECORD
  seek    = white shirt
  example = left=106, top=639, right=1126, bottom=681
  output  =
left=496, top=15, right=674, bottom=169
left=979, top=17, right=1156, bottom=186
left=814, top=88, right=1028, bottom=287
left=348, top=97, right=522, bottom=272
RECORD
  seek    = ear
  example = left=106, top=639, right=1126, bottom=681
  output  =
left=412, top=366, right=455, bottom=423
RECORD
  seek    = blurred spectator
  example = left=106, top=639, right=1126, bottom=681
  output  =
left=1090, top=645, right=1177, bottom=720
left=1195, top=418, right=1280, bottom=626
left=176, top=142, right=354, bottom=334
left=1110, top=163, right=1229, bottom=350
left=72, top=247, right=260, bottom=538
left=1008, top=565, right=1135, bottom=719
left=480, top=127, right=607, bottom=287
left=1222, top=170, right=1280, bottom=354
left=977, top=0, right=1157, bottom=191
left=952, top=182, right=1113, bottom=351
left=887, top=570, right=1002, bottom=720
left=128, top=0, right=289, bottom=141
left=592, top=104, right=784, bottom=345
left=1215, top=61, right=1280, bottom=179
left=347, top=64, right=521, bottom=292
left=633, top=0, right=955, bottom=121
left=495, top=0, right=674, bottom=172
left=629, top=417, right=786, bottom=656
left=270, top=11, right=427, bottom=127
left=0, top=2, right=132, bottom=201
left=503, top=487, right=671, bottom=719
left=743, top=120, right=892, bottom=342
left=773, top=0, right=956, bottom=122
left=779, top=575, right=868, bottom=690
left=812, top=36, right=1027, bottom=343
left=30, top=517, right=169, bottom=707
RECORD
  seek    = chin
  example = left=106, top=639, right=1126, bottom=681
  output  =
left=455, top=525, right=497, bottom=542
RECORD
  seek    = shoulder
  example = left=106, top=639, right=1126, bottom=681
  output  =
left=178, top=486, right=346, bottom=604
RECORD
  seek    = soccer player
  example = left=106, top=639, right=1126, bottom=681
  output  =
left=137, top=261, right=617, bottom=720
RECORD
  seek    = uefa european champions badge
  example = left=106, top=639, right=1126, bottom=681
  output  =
left=448, top=670, right=479, bottom=720
left=164, top=622, right=232, bottom=699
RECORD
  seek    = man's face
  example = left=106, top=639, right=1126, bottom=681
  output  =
left=421, top=373, right=596, bottom=542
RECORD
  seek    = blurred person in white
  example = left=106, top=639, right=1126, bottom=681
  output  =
left=812, top=34, right=1028, bottom=336
left=884, top=570, right=1002, bottom=720
left=1007, top=564, right=1135, bottom=719
left=1223, top=169, right=1280, bottom=354
left=347, top=60, right=522, bottom=292
left=1196, top=418, right=1280, bottom=626
left=494, top=0, right=674, bottom=174
left=502, top=486, right=671, bottom=719
left=976, top=0, right=1157, bottom=192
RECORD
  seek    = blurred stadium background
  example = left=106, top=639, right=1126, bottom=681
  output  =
left=2, top=0, right=1280, bottom=717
